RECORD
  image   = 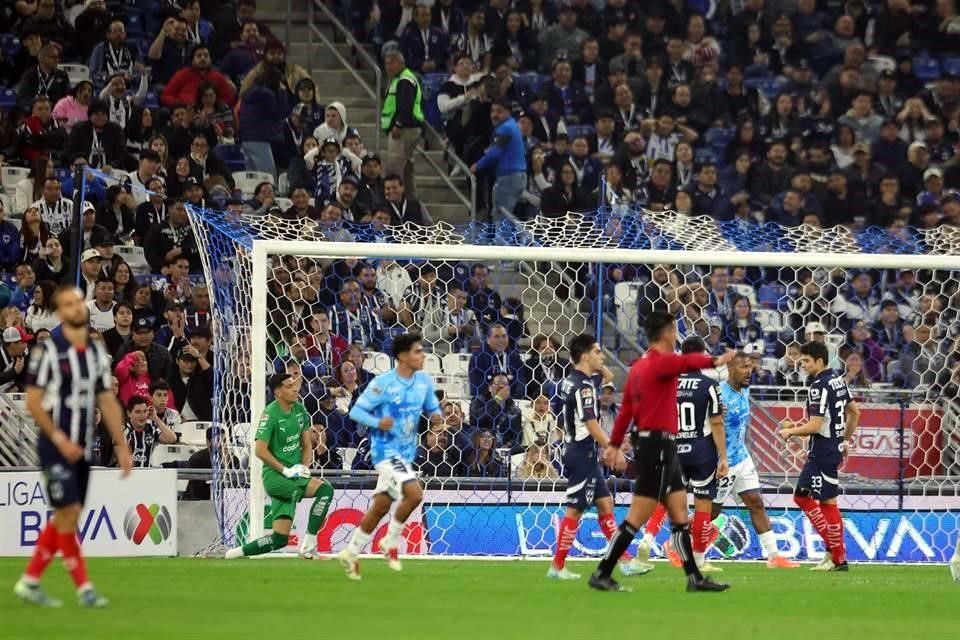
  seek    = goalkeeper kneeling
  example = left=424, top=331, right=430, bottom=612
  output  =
left=226, top=373, right=335, bottom=560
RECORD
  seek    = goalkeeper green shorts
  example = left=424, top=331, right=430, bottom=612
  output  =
left=263, top=470, right=310, bottom=521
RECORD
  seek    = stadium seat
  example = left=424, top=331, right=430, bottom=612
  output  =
left=0, top=34, right=20, bottom=56
left=60, top=63, right=91, bottom=85
left=423, top=352, right=442, bottom=376
left=1, top=166, right=29, bottom=191
left=613, top=281, right=641, bottom=339
left=233, top=171, right=275, bottom=198
left=566, top=124, right=595, bottom=140
left=144, top=91, right=160, bottom=109
left=215, top=144, right=246, bottom=172
left=754, top=308, right=785, bottom=333
left=760, top=357, right=778, bottom=376
left=178, top=421, right=213, bottom=446
left=912, top=56, right=940, bottom=81
left=824, top=333, right=845, bottom=352
left=338, top=447, right=358, bottom=469
left=0, top=194, right=11, bottom=218
left=943, top=57, right=960, bottom=77
left=149, top=443, right=201, bottom=467
left=0, top=87, right=16, bottom=110
left=421, top=73, right=446, bottom=129
left=277, top=172, right=290, bottom=195
left=274, top=197, right=293, bottom=211
left=126, top=11, right=147, bottom=39
left=363, top=351, right=392, bottom=374
left=731, top=283, right=757, bottom=306
left=441, top=352, right=470, bottom=377
left=113, top=245, right=150, bottom=276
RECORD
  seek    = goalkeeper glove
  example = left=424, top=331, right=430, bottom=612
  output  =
left=282, top=465, right=310, bottom=479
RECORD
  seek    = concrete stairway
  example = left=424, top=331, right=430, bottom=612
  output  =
left=255, top=0, right=473, bottom=225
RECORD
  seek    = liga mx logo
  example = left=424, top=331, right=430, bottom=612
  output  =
left=124, top=503, right=172, bottom=545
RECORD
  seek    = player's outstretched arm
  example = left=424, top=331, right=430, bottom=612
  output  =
left=98, top=390, right=133, bottom=475
left=27, top=386, right=84, bottom=463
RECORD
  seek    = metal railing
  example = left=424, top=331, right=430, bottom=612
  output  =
left=420, top=124, right=477, bottom=222
left=0, top=389, right=37, bottom=467
left=301, top=0, right=383, bottom=158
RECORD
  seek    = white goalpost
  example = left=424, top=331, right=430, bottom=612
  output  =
left=190, top=206, right=960, bottom=561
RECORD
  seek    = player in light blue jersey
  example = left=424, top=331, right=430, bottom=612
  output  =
left=338, top=333, right=442, bottom=579
left=714, top=352, right=798, bottom=569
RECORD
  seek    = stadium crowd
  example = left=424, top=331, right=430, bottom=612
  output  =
left=0, top=0, right=957, bottom=480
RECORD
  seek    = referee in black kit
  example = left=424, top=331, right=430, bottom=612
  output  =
left=13, top=286, right=132, bottom=608
left=589, top=311, right=735, bottom=593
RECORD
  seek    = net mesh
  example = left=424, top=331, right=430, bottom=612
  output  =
left=188, top=204, right=960, bottom=562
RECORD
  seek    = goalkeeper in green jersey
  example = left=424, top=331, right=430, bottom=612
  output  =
left=225, top=373, right=335, bottom=560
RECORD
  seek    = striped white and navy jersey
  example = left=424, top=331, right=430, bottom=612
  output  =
left=560, top=370, right=601, bottom=448
left=806, top=368, right=851, bottom=461
left=25, top=327, right=112, bottom=463
left=677, top=372, right=723, bottom=464
left=124, top=422, right=161, bottom=468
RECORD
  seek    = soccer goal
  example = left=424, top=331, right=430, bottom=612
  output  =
left=188, top=205, right=960, bottom=562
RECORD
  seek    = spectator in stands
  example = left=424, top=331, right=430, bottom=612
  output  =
left=747, top=140, right=792, bottom=207
left=722, top=296, right=763, bottom=349
left=24, top=278, right=57, bottom=333
left=101, top=300, right=133, bottom=356
left=847, top=320, right=887, bottom=382
left=194, top=82, right=235, bottom=143
left=18, top=207, right=47, bottom=267
left=18, top=96, right=66, bottom=163
left=216, top=0, right=274, bottom=58
left=537, top=5, right=587, bottom=71
left=52, top=80, right=93, bottom=134
left=332, top=177, right=368, bottom=223
left=522, top=393, right=560, bottom=448
left=448, top=8, right=493, bottom=71
left=238, top=67, right=287, bottom=178
left=331, top=359, right=364, bottom=416
left=178, top=0, right=215, bottom=48
left=822, top=169, right=868, bottom=227
left=895, top=322, right=949, bottom=393
left=0, top=326, right=29, bottom=390
left=838, top=91, right=885, bottom=145
left=873, top=298, right=907, bottom=359
left=468, top=323, right=523, bottom=398
left=464, top=263, right=500, bottom=332
left=465, top=427, right=507, bottom=477
left=239, top=39, right=308, bottom=99
left=401, top=4, right=447, bottom=74
left=308, top=424, right=342, bottom=471
left=66, top=99, right=131, bottom=171
left=381, top=50, right=424, bottom=201
left=31, top=177, right=72, bottom=237
left=539, top=162, right=589, bottom=217
left=542, top=59, right=592, bottom=125
left=148, top=16, right=192, bottom=87
left=706, top=266, right=739, bottom=323
left=56, top=203, right=102, bottom=261
left=436, top=56, right=478, bottom=161
left=161, top=45, right=236, bottom=110
left=0, top=200, right=21, bottom=273
left=382, top=174, right=429, bottom=224
left=134, top=178, right=167, bottom=242
left=9, top=262, right=36, bottom=313
left=115, top=349, right=152, bottom=406
left=89, top=18, right=140, bottom=87
left=143, top=199, right=202, bottom=274
left=841, top=348, right=871, bottom=388
left=84, top=276, right=115, bottom=331
left=186, top=133, right=231, bottom=189
left=14, top=43, right=70, bottom=111
left=522, top=334, right=569, bottom=402
left=471, top=99, right=527, bottom=222
left=124, top=395, right=179, bottom=468
left=831, top=270, right=881, bottom=329
left=329, top=277, right=384, bottom=349
left=167, top=344, right=213, bottom=421
left=303, top=309, right=347, bottom=374
left=399, top=264, right=446, bottom=345
left=280, top=186, right=317, bottom=221
left=150, top=379, right=182, bottom=432
left=417, top=425, right=461, bottom=477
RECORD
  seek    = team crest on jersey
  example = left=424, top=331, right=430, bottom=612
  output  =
left=809, top=387, right=821, bottom=399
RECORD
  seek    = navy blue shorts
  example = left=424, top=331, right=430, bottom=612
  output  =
left=41, top=459, right=91, bottom=509
left=680, top=458, right=718, bottom=500
left=796, top=456, right=841, bottom=500
left=562, top=448, right=611, bottom=511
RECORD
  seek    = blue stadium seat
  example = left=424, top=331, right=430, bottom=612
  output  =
left=565, top=124, right=595, bottom=140
left=515, top=72, right=548, bottom=98
left=943, top=57, right=960, bottom=77
left=0, top=34, right=20, bottom=57
left=421, top=73, right=446, bottom=130
left=215, top=144, right=246, bottom=172
left=694, top=148, right=717, bottom=165
left=126, top=11, right=147, bottom=40
left=0, top=88, right=16, bottom=110
left=912, top=56, right=940, bottom=81
left=144, top=92, right=160, bottom=109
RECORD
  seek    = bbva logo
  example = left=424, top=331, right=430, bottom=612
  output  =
left=124, top=503, right=173, bottom=545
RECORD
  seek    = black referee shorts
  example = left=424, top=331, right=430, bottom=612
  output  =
left=630, top=432, right=686, bottom=501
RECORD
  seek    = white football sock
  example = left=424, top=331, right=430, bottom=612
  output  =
left=759, top=531, right=779, bottom=558
left=642, top=532, right=655, bottom=546
left=693, top=551, right=705, bottom=567
left=347, top=528, right=372, bottom=555
left=384, top=517, right=404, bottom=548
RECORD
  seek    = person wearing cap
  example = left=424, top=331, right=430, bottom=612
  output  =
left=871, top=118, right=908, bottom=173
left=922, top=117, right=954, bottom=165
left=844, top=142, right=885, bottom=204
left=837, top=90, right=884, bottom=144
left=57, top=201, right=108, bottom=261
left=898, top=140, right=931, bottom=200
left=356, top=153, right=386, bottom=212
left=918, top=167, right=946, bottom=204
left=117, top=316, right=174, bottom=381
left=65, top=98, right=131, bottom=171
left=0, top=326, right=32, bottom=390
left=76, top=248, right=104, bottom=301
left=333, top=176, right=369, bottom=222
left=166, top=343, right=213, bottom=421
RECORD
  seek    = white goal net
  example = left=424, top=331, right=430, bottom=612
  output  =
left=188, top=205, right=960, bottom=562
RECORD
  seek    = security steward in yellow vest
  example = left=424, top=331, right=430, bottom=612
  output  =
left=381, top=50, right=424, bottom=200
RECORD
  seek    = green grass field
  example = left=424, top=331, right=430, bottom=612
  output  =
left=1, top=558, right=956, bottom=640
